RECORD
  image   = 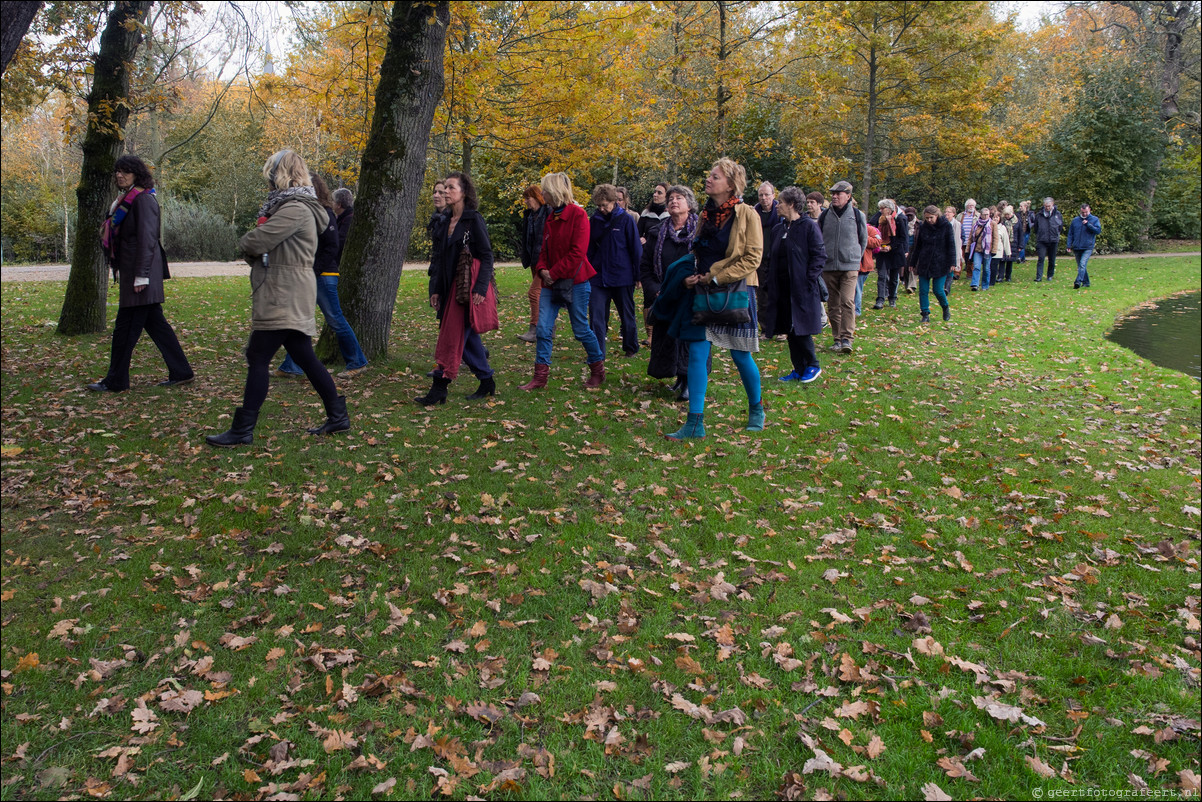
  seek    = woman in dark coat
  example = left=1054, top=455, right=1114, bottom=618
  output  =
left=907, top=205, right=957, bottom=323
left=639, top=184, right=699, bottom=398
left=517, top=184, right=550, bottom=343
left=416, top=171, right=497, bottom=405
left=88, top=154, right=193, bottom=393
left=762, top=186, right=827, bottom=383
left=871, top=198, right=908, bottom=309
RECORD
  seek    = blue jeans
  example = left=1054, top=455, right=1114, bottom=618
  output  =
left=918, top=276, right=949, bottom=316
left=279, top=275, right=368, bottom=373
left=535, top=281, right=603, bottom=366
left=970, top=251, right=990, bottom=289
left=1073, top=249, right=1093, bottom=286
left=854, top=272, right=869, bottom=315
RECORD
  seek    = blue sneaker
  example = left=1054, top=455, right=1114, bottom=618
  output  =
left=778, top=370, right=803, bottom=382
left=800, top=366, right=822, bottom=383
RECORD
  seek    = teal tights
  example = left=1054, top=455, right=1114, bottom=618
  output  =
left=688, top=340, right=761, bottom=415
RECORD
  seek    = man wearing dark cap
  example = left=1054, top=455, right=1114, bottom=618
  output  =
left=816, top=181, right=868, bottom=354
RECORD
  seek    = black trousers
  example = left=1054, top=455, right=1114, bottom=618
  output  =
left=103, top=303, right=192, bottom=391
left=589, top=283, right=639, bottom=358
left=787, top=333, right=818, bottom=372
left=243, top=329, right=337, bottom=413
left=1035, top=242, right=1057, bottom=279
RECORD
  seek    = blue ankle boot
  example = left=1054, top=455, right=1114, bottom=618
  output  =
left=665, top=413, right=706, bottom=440
left=746, top=402, right=765, bottom=431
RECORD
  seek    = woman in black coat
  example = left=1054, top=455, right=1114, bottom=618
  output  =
left=907, top=205, right=957, bottom=323
left=762, top=186, right=827, bottom=383
left=517, top=184, right=550, bottom=343
left=639, top=184, right=699, bottom=398
left=416, top=171, right=496, bottom=405
left=88, top=154, right=193, bottom=392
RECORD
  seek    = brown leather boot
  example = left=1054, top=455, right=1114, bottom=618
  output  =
left=584, top=360, right=605, bottom=389
left=519, top=363, right=549, bottom=391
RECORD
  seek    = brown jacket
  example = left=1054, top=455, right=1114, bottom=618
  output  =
left=239, top=196, right=328, bottom=335
left=710, top=203, right=762, bottom=287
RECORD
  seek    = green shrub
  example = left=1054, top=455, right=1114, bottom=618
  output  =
left=160, top=197, right=239, bottom=262
left=1040, top=65, right=1166, bottom=253
left=1152, top=144, right=1201, bottom=240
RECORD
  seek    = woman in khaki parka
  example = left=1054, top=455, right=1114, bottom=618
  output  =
left=206, top=150, right=350, bottom=446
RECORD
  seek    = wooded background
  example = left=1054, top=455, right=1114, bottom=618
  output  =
left=2, top=0, right=1199, bottom=268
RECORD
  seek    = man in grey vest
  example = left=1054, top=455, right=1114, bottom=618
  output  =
left=817, top=181, right=868, bottom=353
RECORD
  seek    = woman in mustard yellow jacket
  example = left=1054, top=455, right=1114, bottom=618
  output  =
left=663, top=158, right=764, bottom=440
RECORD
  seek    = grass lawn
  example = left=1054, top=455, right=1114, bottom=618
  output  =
left=1, top=256, right=1199, bottom=801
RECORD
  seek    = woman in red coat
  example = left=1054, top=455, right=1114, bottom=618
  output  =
left=518, top=172, right=605, bottom=390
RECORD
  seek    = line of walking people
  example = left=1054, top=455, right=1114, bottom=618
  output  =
left=90, top=149, right=1096, bottom=447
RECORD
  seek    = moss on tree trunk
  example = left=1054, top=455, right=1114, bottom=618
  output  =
left=335, top=1, right=449, bottom=359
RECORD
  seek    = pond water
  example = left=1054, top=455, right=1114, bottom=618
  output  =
left=1107, top=291, right=1201, bottom=380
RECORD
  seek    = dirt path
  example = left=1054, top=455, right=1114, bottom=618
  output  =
left=0, top=261, right=528, bottom=282
left=1, top=254, right=1194, bottom=283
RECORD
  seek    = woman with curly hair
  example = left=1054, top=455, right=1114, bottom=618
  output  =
left=87, top=154, right=194, bottom=393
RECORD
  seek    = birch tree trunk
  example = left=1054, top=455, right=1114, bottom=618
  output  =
left=337, top=0, right=449, bottom=358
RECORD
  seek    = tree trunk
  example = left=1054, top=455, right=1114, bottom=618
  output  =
left=0, top=0, right=41, bottom=76
left=57, top=1, right=152, bottom=336
left=338, top=0, right=449, bottom=358
left=462, top=136, right=473, bottom=176
left=862, top=36, right=877, bottom=210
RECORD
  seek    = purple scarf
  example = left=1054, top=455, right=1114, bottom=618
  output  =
left=653, top=212, right=698, bottom=279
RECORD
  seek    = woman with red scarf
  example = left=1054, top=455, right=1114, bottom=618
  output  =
left=88, top=154, right=193, bottom=393
left=662, top=158, right=764, bottom=440
left=871, top=199, right=907, bottom=309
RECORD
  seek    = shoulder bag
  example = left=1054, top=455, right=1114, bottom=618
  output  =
left=691, top=277, right=751, bottom=326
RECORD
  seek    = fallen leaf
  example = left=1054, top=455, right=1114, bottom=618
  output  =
left=923, top=781, right=953, bottom=800
left=1025, top=755, right=1056, bottom=778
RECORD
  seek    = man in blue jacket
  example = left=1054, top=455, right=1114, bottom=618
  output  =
left=1067, top=203, right=1102, bottom=289
left=588, top=184, right=644, bottom=358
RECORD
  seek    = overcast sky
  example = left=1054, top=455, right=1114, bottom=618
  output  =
left=207, top=0, right=1065, bottom=77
